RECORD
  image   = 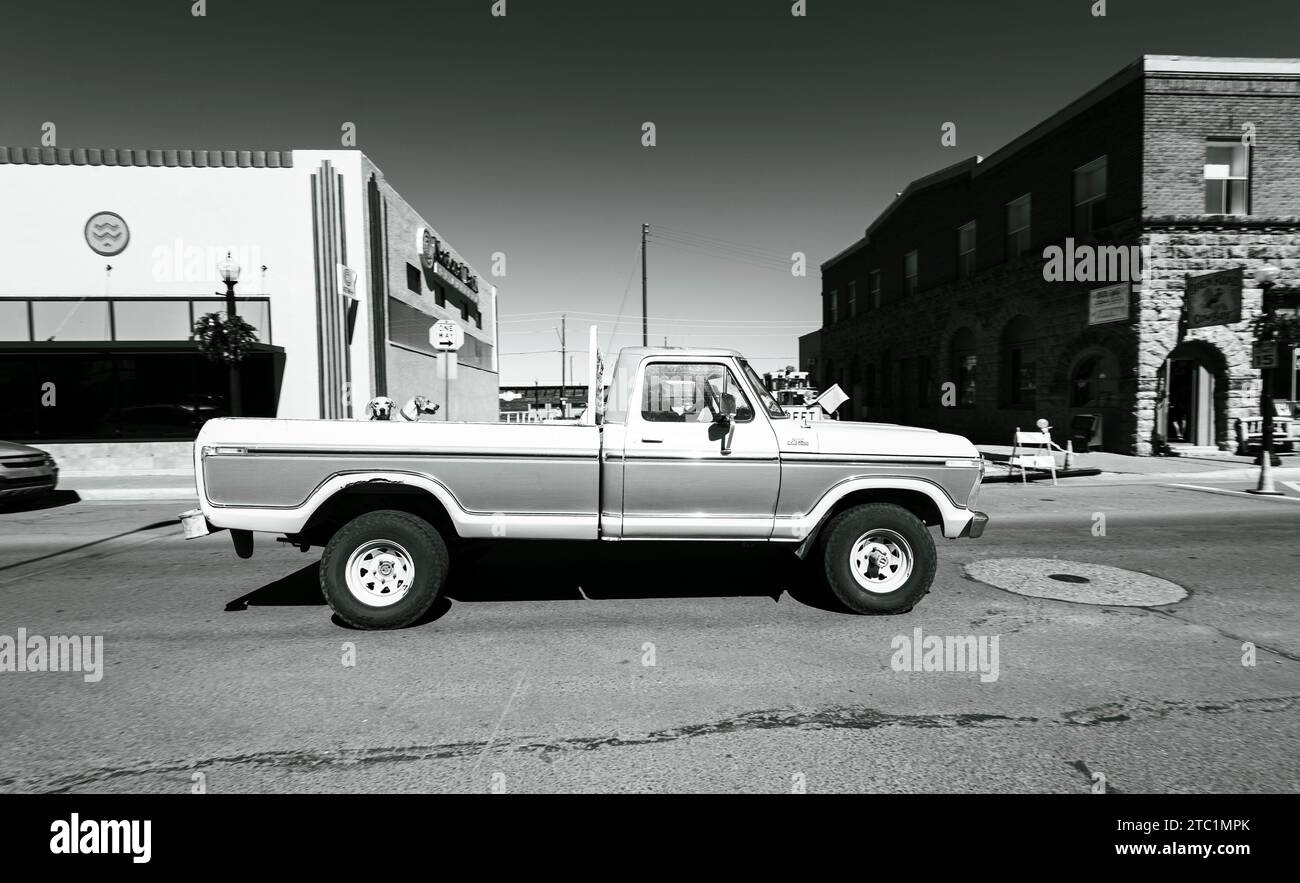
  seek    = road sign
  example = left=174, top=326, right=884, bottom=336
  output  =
left=1088, top=283, right=1130, bottom=325
left=1186, top=268, right=1243, bottom=329
left=430, top=320, right=464, bottom=352
left=1252, top=342, right=1278, bottom=369
left=337, top=264, right=357, bottom=300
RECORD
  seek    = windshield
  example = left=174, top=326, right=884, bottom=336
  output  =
left=739, top=359, right=788, bottom=419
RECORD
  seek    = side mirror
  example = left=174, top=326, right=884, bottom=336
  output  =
left=713, top=393, right=737, bottom=455
left=714, top=392, right=737, bottom=424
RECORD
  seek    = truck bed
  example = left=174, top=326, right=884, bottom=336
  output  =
left=195, top=418, right=601, bottom=535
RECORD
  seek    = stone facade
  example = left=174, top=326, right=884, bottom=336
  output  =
left=815, top=56, right=1300, bottom=455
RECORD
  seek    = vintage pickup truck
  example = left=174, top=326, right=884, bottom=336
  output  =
left=183, top=341, right=987, bottom=628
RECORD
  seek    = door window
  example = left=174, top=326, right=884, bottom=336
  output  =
left=640, top=363, right=753, bottom=423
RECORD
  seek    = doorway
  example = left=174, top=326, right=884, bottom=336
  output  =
left=1164, top=352, right=1214, bottom=447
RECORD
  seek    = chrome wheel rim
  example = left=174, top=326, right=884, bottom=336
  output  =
left=345, top=539, right=414, bottom=607
left=849, top=529, right=913, bottom=594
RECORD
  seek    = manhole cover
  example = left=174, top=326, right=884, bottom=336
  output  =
left=964, top=558, right=1187, bottom=606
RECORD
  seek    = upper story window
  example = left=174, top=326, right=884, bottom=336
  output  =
left=827, top=289, right=839, bottom=324
left=847, top=281, right=858, bottom=318
left=904, top=250, right=919, bottom=295
left=957, top=222, right=977, bottom=279
left=1205, top=140, right=1249, bottom=214
left=1006, top=194, right=1031, bottom=258
left=869, top=269, right=881, bottom=309
left=406, top=263, right=421, bottom=294
left=1073, top=156, right=1108, bottom=235
left=432, top=284, right=446, bottom=308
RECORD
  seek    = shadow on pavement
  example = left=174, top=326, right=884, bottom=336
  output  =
left=226, top=562, right=323, bottom=611
left=226, top=541, right=842, bottom=619
left=445, top=540, right=839, bottom=612
left=0, top=489, right=82, bottom=514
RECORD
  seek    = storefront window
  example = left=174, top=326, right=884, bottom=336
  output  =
left=113, top=300, right=192, bottom=341
left=32, top=301, right=111, bottom=341
left=950, top=327, right=977, bottom=408
left=1000, top=316, right=1037, bottom=410
left=0, top=351, right=278, bottom=441
left=0, top=301, right=29, bottom=341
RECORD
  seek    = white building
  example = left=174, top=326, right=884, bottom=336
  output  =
left=0, top=146, right=498, bottom=455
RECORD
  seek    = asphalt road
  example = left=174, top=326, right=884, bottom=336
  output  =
left=0, top=481, right=1296, bottom=794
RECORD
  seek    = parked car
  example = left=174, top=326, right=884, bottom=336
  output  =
left=182, top=343, right=988, bottom=629
left=0, top=441, right=59, bottom=502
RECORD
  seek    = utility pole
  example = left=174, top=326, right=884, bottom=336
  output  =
left=560, top=313, right=567, bottom=391
left=641, top=222, right=649, bottom=346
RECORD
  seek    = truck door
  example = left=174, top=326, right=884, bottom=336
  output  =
left=621, top=359, right=780, bottom=538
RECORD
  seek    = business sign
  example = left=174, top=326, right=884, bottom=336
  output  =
left=1252, top=342, right=1278, bottom=370
left=1186, top=268, right=1243, bottom=329
left=337, top=264, right=357, bottom=300
left=1088, top=283, right=1130, bottom=325
left=430, top=319, right=464, bottom=352
left=417, top=226, right=480, bottom=294
left=84, top=211, right=129, bottom=256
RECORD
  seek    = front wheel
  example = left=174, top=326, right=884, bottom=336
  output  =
left=820, top=503, right=936, bottom=614
left=320, top=510, right=449, bottom=629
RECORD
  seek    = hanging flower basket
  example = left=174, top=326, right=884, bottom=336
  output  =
left=192, top=312, right=259, bottom=364
left=1252, top=311, right=1300, bottom=347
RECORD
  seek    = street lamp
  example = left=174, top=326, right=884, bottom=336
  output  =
left=1249, top=264, right=1283, bottom=495
left=218, top=252, right=243, bottom=418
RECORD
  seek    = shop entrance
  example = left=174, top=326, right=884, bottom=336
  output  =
left=1163, top=344, right=1219, bottom=448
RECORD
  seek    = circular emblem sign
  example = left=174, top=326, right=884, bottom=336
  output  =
left=85, top=211, right=129, bottom=256
left=419, top=227, right=436, bottom=270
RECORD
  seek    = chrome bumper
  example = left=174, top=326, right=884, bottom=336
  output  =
left=960, top=510, right=989, bottom=539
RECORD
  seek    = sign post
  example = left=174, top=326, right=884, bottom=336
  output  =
left=430, top=320, right=465, bottom=421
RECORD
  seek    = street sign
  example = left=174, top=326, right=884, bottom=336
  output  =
left=429, top=319, right=464, bottom=352
left=337, top=264, right=357, bottom=300
left=1186, top=268, right=1243, bottom=329
left=1088, top=283, right=1130, bottom=325
left=1252, top=342, right=1278, bottom=370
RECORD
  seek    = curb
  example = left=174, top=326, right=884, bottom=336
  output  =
left=73, top=488, right=198, bottom=502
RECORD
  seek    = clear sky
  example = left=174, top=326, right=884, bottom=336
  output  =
left=3, top=0, right=1299, bottom=384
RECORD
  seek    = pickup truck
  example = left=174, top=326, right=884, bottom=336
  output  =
left=183, top=342, right=988, bottom=629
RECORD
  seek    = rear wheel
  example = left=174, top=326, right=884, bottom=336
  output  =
left=820, top=503, right=935, bottom=614
left=320, top=510, right=448, bottom=629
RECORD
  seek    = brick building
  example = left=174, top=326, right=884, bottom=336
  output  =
left=809, top=56, right=1300, bottom=454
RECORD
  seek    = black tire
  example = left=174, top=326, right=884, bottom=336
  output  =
left=319, top=510, right=449, bottom=629
left=820, top=503, right=936, bottom=614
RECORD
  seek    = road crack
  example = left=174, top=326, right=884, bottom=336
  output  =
left=8, top=693, right=1296, bottom=793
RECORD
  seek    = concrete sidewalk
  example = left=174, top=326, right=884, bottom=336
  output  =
left=978, top=444, right=1300, bottom=484
left=55, top=471, right=197, bottom=502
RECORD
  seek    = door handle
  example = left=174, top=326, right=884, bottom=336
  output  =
left=641, top=437, right=663, bottom=443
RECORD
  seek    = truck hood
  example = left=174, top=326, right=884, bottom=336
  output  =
left=809, top=420, right=979, bottom=459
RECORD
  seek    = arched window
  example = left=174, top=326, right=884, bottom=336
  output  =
left=949, top=327, right=977, bottom=408
left=1000, top=316, right=1037, bottom=410
left=1070, top=349, right=1119, bottom=407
